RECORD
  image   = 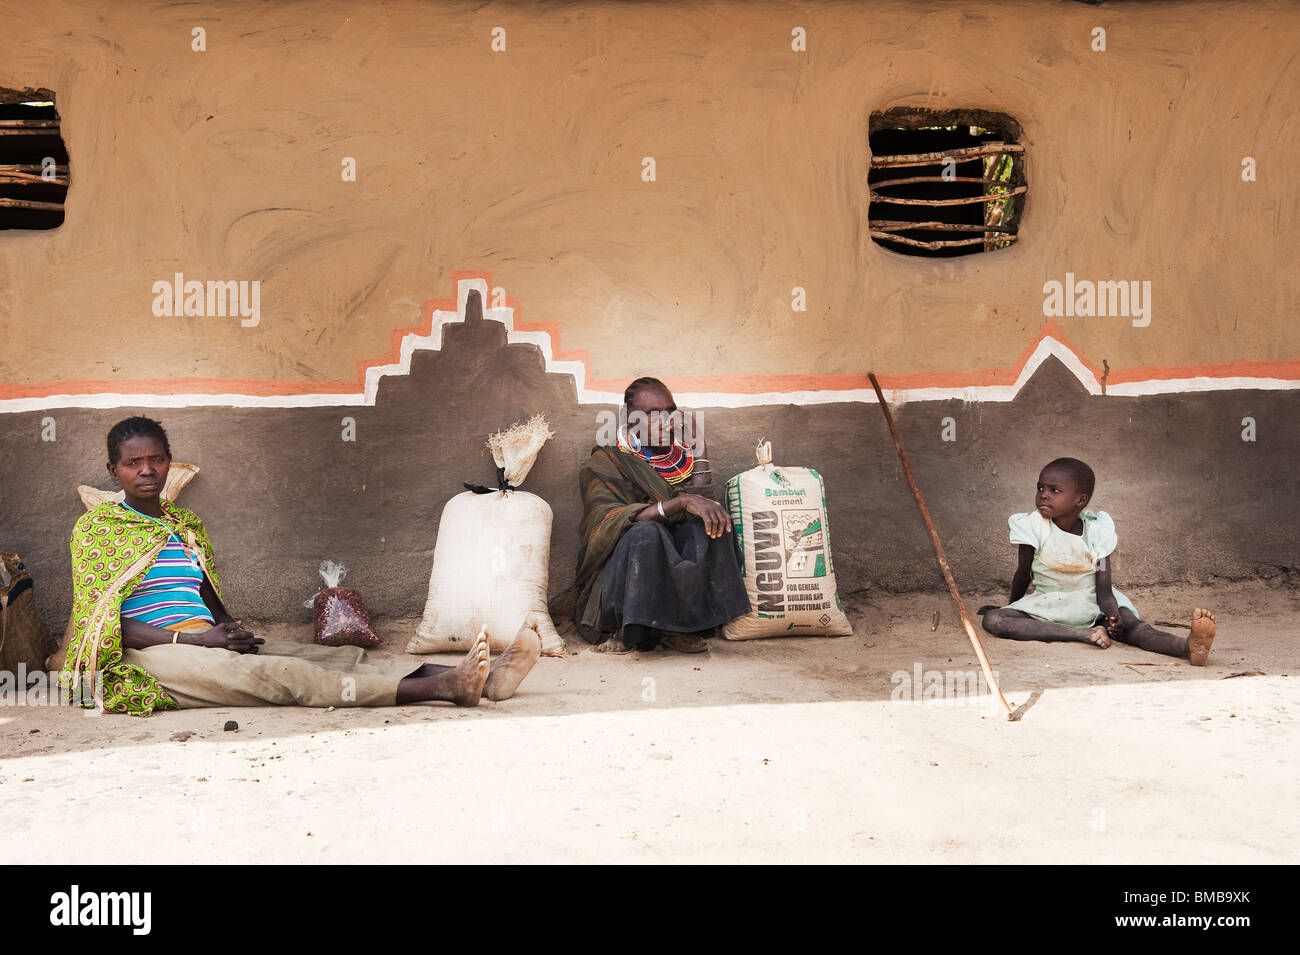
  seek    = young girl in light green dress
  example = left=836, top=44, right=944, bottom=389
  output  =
left=980, top=457, right=1216, bottom=665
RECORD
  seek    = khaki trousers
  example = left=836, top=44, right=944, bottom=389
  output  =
left=124, top=639, right=418, bottom=708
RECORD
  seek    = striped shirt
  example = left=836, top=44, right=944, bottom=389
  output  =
left=120, top=538, right=215, bottom=629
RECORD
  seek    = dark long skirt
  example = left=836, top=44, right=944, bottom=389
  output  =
left=599, top=519, right=750, bottom=647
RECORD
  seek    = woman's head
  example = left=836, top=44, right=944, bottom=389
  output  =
left=107, top=416, right=172, bottom=500
left=623, top=377, right=677, bottom=449
left=1035, top=457, right=1094, bottom=521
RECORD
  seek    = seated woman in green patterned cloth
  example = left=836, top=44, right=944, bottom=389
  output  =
left=64, top=416, right=540, bottom=716
left=573, top=377, right=750, bottom=654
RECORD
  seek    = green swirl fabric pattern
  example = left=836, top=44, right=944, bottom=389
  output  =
left=64, top=500, right=223, bottom=716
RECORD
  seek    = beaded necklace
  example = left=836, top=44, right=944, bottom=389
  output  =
left=615, top=425, right=695, bottom=485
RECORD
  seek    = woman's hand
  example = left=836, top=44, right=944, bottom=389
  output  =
left=678, top=493, right=731, bottom=539
left=198, top=621, right=264, bottom=654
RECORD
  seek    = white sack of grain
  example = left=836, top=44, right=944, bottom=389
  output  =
left=408, top=415, right=566, bottom=657
left=723, top=439, right=853, bottom=640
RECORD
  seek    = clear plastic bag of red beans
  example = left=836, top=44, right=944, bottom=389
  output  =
left=308, top=560, right=380, bottom=648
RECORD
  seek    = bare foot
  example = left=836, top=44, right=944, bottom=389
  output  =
left=418, top=629, right=489, bottom=706
left=592, top=633, right=633, bottom=654
left=483, top=615, right=542, bottom=701
left=1188, top=608, right=1216, bottom=666
left=1088, top=625, right=1112, bottom=649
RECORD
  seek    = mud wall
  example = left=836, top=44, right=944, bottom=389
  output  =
left=1, top=1, right=1297, bottom=632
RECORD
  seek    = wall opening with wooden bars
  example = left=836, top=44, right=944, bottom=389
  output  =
left=868, top=107, right=1025, bottom=258
left=0, top=87, right=68, bottom=230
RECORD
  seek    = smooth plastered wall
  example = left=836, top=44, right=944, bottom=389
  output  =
left=0, top=0, right=1297, bottom=405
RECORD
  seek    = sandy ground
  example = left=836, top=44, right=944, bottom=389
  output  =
left=4, top=580, right=1297, bottom=864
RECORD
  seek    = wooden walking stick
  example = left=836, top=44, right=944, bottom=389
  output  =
left=868, top=372, right=1015, bottom=719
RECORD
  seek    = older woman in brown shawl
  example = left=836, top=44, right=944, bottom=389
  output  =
left=574, top=378, right=750, bottom=653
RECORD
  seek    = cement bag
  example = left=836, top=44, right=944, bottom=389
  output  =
left=408, top=416, right=566, bottom=657
left=723, top=439, right=853, bottom=640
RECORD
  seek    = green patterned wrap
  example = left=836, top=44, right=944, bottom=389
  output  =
left=64, top=500, right=223, bottom=716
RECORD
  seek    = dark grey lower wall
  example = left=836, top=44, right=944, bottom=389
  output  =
left=3, top=299, right=1298, bottom=634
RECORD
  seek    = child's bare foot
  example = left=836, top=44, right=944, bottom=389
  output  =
left=484, top=615, right=542, bottom=701
left=1188, top=608, right=1216, bottom=666
left=1088, top=625, right=1112, bottom=649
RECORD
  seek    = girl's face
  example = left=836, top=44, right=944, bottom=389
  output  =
left=109, top=435, right=171, bottom=502
left=1035, top=466, right=1088, bottom=522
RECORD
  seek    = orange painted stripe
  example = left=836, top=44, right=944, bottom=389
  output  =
left=509, top=295, right=593, bottom=367
left=0, top=269, right=481, bottom=401
left=0, top=375, right=362, bottom=399
left=2, top=273, right=1297, bottom=400
left=1107, top=359, right=1300, bottom=384
left=351, top=267, right=481, bottom=381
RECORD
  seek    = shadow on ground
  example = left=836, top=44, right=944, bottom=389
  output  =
left=1, top=581, right=1293, bottom=761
